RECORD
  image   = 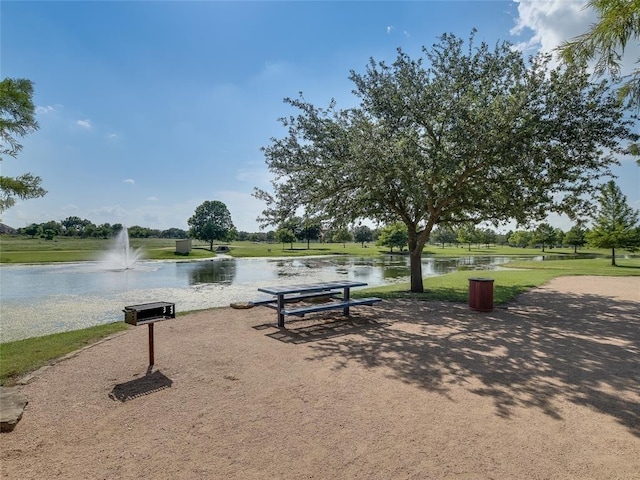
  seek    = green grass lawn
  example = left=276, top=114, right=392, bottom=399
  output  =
left=0, top=322, right=129, bottom=386
left=228, top=240, right=387, bottom=257
left=357, top=256, right=639, bottom=303
left=356, top=269, right=559, bottom=303
left=3, top=234, right=631, bottom=263
left=421, top=243, right=629, bottom=258
left=0, top=236, right=219, bottom=263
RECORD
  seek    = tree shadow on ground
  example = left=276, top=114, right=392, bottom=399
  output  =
left=260, top=316, right=392, bottom=344
left=283, top=292, right=640, bottom=436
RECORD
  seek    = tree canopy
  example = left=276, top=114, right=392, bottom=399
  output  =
left=187, top=200, right=236, bottom=251
left=332, top=227, right=353, bottom=247
left=564, top=223, right=588, bottom=253
left=431, top=226, right=457, bottom=248
left=376, top=222, right=408, bottom=252
left=257, top=31, right=638, bottom=292
left=297, top=216, right=321, bottom=248
left=457, top=224, right=482, bottom=251
left=559, top=0, right=640, bottom=110
left=533, top=223, right=557, bottom=252
left=586, top=180, right=640, bottom=265
left=275, top=226, right=296, bottom=250
left=353, top=225, right=374, bottom=247
left=0, top=77, right=46, bottom=212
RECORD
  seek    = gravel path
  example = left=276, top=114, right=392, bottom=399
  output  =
left=1, top=276, right=639, bottom=479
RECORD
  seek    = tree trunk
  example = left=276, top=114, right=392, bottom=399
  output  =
left=611, top=247, right=616, bottom=266
left=409, top=248, right=424, bottom=293
left=210, top=240, right=214, bottom=251
left=407, top=229, right=424, bottom=293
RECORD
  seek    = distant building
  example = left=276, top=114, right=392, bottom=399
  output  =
left=0, top=223, right=16, bottom=234
left=175, top=238, right=192, bottom=254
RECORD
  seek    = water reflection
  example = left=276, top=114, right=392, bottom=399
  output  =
left=328, top=254, right=514, bottom=279
left=189, top=259, right=237, bottom=285
left=185, top=254, right=522, bottom=286
left=382, top=266, right=410, bottom=279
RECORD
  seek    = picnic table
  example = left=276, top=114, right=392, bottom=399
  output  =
left=253, top=280, right=382, bottom=327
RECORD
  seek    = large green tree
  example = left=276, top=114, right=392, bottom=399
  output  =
left=431, top=225, right=457, bottom=248
left=376, top=222, right=408, bottom=252
left=559, top=0, right=640, bottom=110
left=564, top=222, right=588, bottom=253
left=298, top=216, right=322, bottom=249
left=257, top=31, right=637, bottom=292
left=457, top=224, right=482, bottom=251
left=61, top=216, right=93, bottom=236
left=0, top=78, right=46, bottom=212
left=533, top=222, right=557, bottom=252
left=332, top=227, right=353, bottom=247
left=353, top=225, right=374, bottom=247
left=508, top=230, right=534, bottom=248
left=586, top=180, right=640, bottom=265
left=275, top=226, right=296, bottom=250
left=188, top=200, right=236, bottom=251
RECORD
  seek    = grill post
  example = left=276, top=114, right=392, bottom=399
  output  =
left=148, top=323, right=155, bottom=367
left=123, top=302, right=175, bottom=368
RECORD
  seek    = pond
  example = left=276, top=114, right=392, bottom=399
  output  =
left=1, top=254, right=534, bottom=342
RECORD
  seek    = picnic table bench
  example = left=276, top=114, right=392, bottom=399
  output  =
left=252, top=280, right=382, bottom=328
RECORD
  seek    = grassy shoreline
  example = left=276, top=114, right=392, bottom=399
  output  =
left=3, top=235, right=637, bottom=263
left=0, top=323, right=130, bottom=386
left=2, top=255, right=638, bottom=386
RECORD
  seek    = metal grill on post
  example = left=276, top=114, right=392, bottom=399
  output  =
left=123, top=302, right=175, bottom=367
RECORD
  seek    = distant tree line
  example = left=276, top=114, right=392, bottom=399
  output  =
left=11, top=181, right=639, bottom=267
left=12, top=216, right=189, bottom=240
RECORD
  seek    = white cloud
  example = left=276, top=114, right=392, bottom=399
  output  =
left=89, top=205, right=129, bottom=221
left=76, top=119, right=92, bottom=129
left=123, top=179, right=135, bottom=185
left=101, top=199, right=201, bottom=231
left=216, top=190, right=268, bottom=232
left=511, top=0, right=594, bottom=53
left=510, top=0, right=638, bottom=76
left=107, top=133, right=118, bottom=139
left=235, top=165, right=271, bottom=188
left=261, top=60, right=292, bottom=77
left=142, top=213, right=160, bottom=224
left=147, top=196, right=158, bottom=201
left=36, top=105, right=57, bottom=114
left=386, top=26, right=394, bottom=34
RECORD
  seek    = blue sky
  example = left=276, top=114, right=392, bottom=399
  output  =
left=2, top=0, right=638, bottom=233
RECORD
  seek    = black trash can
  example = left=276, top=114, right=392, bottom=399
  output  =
left=468, top=277, right=494, bottom=312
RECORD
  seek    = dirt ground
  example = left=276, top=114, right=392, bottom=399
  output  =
left=1, top=276, right=639, bottom=479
